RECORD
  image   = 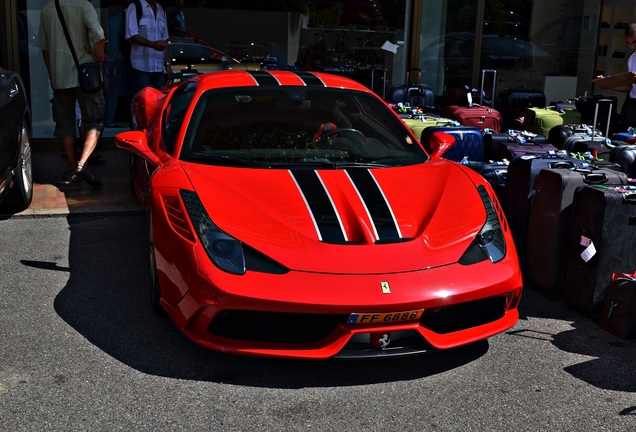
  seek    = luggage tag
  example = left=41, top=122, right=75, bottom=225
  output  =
left=579, top=235, right=597, bottom=262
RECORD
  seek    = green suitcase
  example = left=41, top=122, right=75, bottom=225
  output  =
left=523, top=107, right=582, bottom=136
left=402, top=116, right=456, bottom=140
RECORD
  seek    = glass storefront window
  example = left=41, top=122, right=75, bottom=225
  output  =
left=8, top=0, right=635, bottom=139
left=418, top=0, right=609, bottom=110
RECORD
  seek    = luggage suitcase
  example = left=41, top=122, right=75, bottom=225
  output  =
left=496, top=88, right=546, bottom=128
left=597, top=276, right=636, bottom=339
left=526, top=168, right=629, bottom=298
left=420, top=125, right=484, bottom=162
left=441, top=104, right=502, bottom=132
left=575, top=95, right=621, bottom=135
left=503, top=152, right=591, bottom=267
left=483, top=130, right=548, bottom=161
left=402, top=116, right=456, bottom=140
left=490, top=132, right=557, bottom=160
left=386, top=85, right=435, bottom=111
left=465, top=160, right=507, bottom=203
left=563, top=186, right=636, bottom=315
left=609, top=144, right=636, bottom=176
left=547, top=124, right=575, bottom=149
left=561, top=99, right=615, bottom=162
left=386, top=68, right=436, bottom=111
left=523, top=106, right=582, bottom=136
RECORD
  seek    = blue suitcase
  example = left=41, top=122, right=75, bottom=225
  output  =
left=420, top=125, right=484, bottom=162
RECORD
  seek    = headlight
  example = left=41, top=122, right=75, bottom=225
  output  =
left=180, top=190, right=246, bottom=275
left=459, top=185, right=506, bottom=265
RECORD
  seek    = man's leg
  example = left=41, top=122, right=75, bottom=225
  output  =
left=74, top=90, right=105, bottom=188
left=52, top=90, right=80, bottom=173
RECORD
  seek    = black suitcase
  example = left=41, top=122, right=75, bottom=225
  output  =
left=575, top=95, right=622, bottom=135
left=483, top=130, right=548, bottom=161
left=547, top=124, right=574, bottom=149
left=386, top=68, right=436, bottom=112
left=386, top=85, right=435, bottom=111
left=561, top=99, right=617, bottom=162
left=503, top=152, right=590, bottom=267
left=563, top=186, right=636, bottom=315
left=609, top=144, right=636, bottom=176
left=465, top=161, right=507, bottom=203
left=597, top=276, right=636, bottom=339
left=496, top=88, right=546, bottom=129
left=525, top=167, right=629, bottom=297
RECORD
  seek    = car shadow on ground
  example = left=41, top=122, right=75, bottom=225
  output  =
left=52, top=213, right=489, bottom=388
left=514, top=282, right=636, bottom=394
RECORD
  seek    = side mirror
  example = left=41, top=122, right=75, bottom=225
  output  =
left=115, top=130, right=163, bottom=167
left=428, top=131, right=455, bottom=159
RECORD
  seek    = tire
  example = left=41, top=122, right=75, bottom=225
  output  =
left=0, top=124, right=33, bottom=214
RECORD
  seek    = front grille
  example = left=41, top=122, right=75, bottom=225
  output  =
left=208, top=310, right=342, bottom=344
left=420, top=296, right=506, bottom=334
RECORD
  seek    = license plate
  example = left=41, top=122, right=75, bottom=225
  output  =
left=347, top=309, right=424, bottom=325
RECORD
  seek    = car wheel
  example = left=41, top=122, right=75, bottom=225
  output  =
left=1, top=124, right=33, bottom=214
left=148, top=216, right=165, bottom=315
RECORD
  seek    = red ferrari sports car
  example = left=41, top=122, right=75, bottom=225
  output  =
left=116, top=70, right=522, bottom=359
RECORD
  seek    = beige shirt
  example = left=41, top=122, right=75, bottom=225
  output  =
left=36, top=0, right=105, bottom=90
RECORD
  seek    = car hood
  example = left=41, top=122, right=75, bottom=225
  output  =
left=179, top=160, right=486, bottom=274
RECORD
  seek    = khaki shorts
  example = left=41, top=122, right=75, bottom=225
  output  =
left=52, top=87, right=105, bottom=139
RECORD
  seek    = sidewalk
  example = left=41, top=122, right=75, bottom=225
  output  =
left=16, top=139, right=143, bottom=217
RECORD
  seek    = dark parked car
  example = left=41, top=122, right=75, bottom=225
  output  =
left=0, top=66, right=33, bottom=214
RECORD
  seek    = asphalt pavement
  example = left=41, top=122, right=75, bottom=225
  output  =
left=2, top=138, right=635, bottom=430
left=0, top=214, right=635, bottom=431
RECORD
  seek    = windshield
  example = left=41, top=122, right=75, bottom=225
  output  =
left=180, top=86, right=427, bottom=168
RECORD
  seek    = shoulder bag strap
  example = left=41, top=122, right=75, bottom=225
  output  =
left=54, top=0, right=81, bottom=70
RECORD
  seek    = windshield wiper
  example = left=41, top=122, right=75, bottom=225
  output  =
left=269, top=160, right=391, bottom=169
left=185, top=154, right=262, bottom=167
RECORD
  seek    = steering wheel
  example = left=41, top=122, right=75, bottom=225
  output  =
left=321, top=127, right=367, bottom=145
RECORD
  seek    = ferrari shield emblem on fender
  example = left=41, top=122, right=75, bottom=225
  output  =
left=381, top=281, right=391, bottom=294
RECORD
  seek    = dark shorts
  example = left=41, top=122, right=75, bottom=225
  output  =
left=52, top=87, right=105, bottom=138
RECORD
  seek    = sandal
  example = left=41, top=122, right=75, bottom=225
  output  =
left=74, top=163, right=103, bottom=188
left=62, top=170, right=80, bottom=183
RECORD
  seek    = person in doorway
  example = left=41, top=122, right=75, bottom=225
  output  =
left=36, top=0, right=105, bottom=188
left=167, top=0, right=188, bottom=36
left=125, top=0, right=172, bottom=97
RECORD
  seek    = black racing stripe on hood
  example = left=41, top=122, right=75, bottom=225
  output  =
left=346, top=168, right=401, bottom=240
left=247, top=70, right=279, bottom=86
left=293, top=71, right=325, bottom=87
left=291, top=169, right=346, bottom=243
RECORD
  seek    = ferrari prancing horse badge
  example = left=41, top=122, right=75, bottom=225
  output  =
left=381, top=281, right=391, bottom=294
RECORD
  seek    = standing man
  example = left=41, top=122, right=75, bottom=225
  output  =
left=125, top=0, right=172, bottom=97
left=36, top=0, right=105, bottom=187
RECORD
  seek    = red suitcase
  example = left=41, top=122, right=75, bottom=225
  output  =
left=441, top=104, right=502, bottom=132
